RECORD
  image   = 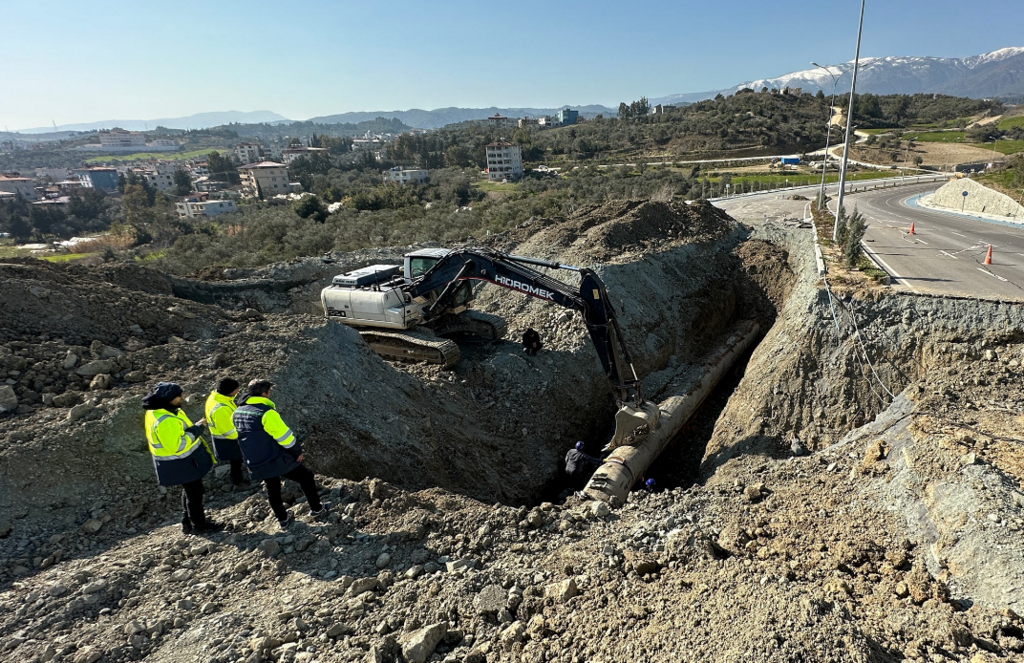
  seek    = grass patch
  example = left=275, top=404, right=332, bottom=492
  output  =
left=904, top=131, right=967, bottom=143
left=85, top=148, right=223, bottom=164
left=42, top=253, right=94, bottom=263
left=974, top=140, right=1024, bottom=156
left=997, top=115, right=1024, bottom=131
left=473, top=180, right=518, bottom=192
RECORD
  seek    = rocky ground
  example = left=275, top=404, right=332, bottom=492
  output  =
left=1, top=197, right=1023, bottom=662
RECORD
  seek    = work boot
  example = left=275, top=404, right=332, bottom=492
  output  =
left=196, top=521, right=225, bottom=535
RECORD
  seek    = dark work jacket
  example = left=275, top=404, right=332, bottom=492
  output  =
left=565, top=448, right=600, bottom=478
left=233, top=399, right=303, bottom=480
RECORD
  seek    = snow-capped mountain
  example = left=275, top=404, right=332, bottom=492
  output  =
left=653, top=48, right=1024, bottom=105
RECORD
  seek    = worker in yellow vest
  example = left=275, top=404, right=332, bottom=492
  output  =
left=205, top=377, right=247, bottom=486
left=142, top=382, right=222, bottom=535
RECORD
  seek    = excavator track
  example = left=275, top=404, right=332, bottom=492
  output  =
left=429, top=310, right=508, bottom=342
left=358, top=329, right=461, bottom=369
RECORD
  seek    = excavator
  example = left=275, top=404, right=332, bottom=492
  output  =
left=321, top=247, right=660, bottom=448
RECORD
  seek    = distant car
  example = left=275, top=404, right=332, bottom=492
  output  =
left=890, top=165, right=898, bottom=169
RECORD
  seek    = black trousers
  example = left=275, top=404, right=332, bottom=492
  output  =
left=181, top=479, right=206, bottom=528
left=230, top=458, right=244, bottom=484
left=264, top=465, right=322, bottom=521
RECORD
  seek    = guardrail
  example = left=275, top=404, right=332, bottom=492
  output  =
left=708, top=174, right=947, bottom=203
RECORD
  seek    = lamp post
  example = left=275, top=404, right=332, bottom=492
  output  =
left=811, top=61, right=842, bottom=207
left=834, top=0, right=867, bottom=241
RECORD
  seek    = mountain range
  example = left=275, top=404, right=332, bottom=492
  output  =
left=651, top=47, right=1024, bottom=105
left=16, top=110, right=292, bottom=135
left=306, top=106, right=615, bottom=130
left=9, top=47, right=1023, bottom=136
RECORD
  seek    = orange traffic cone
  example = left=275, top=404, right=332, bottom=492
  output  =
left=908, top=222, right=915, bottom=235
left=985, top=245, right=993, bottom=265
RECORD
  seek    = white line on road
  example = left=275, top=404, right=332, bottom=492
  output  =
left=863, top=244, right=916, bottom=291
left=951, top=231, right=966, bottom=237
left=915, top=239, right=929, bottom=245
left=977, top=268, right=1009, bottom=282
left=939, top=251, right=959, bottom=260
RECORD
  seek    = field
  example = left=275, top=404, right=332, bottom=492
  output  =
left=904, top=131, right=967, bottom=143
left=84, top=147, right=224, bottom=164
left=997, top=115, right=1024, bottom=131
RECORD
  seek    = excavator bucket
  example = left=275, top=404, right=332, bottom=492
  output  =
left=604, top=401, right=661, bottom=452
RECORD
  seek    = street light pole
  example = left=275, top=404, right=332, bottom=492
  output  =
left=834, top=0, right=866, bottom=241
left=811, top=62, right=841, bottom=208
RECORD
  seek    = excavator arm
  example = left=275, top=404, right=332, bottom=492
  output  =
left=409, top=248, right=646, bottom=411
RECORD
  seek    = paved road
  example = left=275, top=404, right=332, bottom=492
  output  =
left=849, top=183, right=1024, bottom=300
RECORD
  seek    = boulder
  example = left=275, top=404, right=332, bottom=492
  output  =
left=75, top=359, right=115, bottom=377
left=474, top=584, right=506, bottom=615
left=543, top=578, right=578, bottom=602
left=0, top=385, right=18, bottom=414
left=400, top=622, right=447, bottom=663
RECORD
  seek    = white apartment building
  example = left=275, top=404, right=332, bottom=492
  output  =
left=99, top=130, right=146, bottom=148
left=234, top=142, right=263, bottom=164
left=383, top=167, right=428, bottom=185
left=485, top=142, right=522, bottom=182
left=238, top=161, right=290, bottom=196
left=175, top=199, right=237, bottom=218
left=282, top=146, right=328, bottom=164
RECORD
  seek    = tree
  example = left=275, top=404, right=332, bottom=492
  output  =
left=293, top=195, right=328, bottom=222
left=67, top=188, right=106, bottom=220
left=172, top=168, right=192, bottom=196
left=843, top=207, right=866, bottom=268
left=618, top=102, right=630, bottom=121
left=122, top=183, right=155, bottom=226
left=913, top=155, right=924, bottom=166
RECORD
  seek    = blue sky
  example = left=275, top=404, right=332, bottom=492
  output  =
left=2, top=0, right=1022, bottom=129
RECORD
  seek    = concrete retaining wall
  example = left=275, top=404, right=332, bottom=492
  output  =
left=926, top=178, right=1024, bottom=218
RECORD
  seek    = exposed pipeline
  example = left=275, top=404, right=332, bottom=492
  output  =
left=584, top=320, right=761, bottom=505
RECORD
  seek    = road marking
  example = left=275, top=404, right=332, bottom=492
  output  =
left=863, top=244, right=916, bottom=291
left=915, top=239, right=929, bottom=245
left=951, top=231, right=966, bottom=237
left=977, top=268, right=1009, bottom=282
left=939, top=251, right=959, bottom=260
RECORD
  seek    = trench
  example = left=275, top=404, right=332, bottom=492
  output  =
left=648, top=346, right=755, bottom=490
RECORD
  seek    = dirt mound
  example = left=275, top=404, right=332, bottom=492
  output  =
left=491, top=199, right=734, bottom=266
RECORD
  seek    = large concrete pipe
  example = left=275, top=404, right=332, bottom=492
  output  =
left=584, top=320, right=761, bottom=505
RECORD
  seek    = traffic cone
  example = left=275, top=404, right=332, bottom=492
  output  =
left=985, top=245, right=993, bottom=265
left=908, top=222, right=915, bottom=235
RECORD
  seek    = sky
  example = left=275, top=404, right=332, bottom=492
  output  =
left=2, top=0, right=1023, bottom=130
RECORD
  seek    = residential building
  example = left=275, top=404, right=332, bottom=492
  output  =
left=132, top=161, right=180, bottom=191
left=781, top=87, right=803, bottom=96
left=238, top=161, right=290, bottom=196
left=99, top=129, right=146, bottom=149
left=176, top=198, right=237, bottom=218
left=518, top=117, right=539, bottom=128
left=149, top=138, right=179, bottom=148
left=187, top=160, right=210, bottom=177
left=651, top=104, right=676, bottom=115
left=538, top=116, right=559, bottom=127
left=487, top=114, right=516, bottom=128
left=234, top=142, right=263, bottom=164
left=0, top=174, right=38, bottom=200
left=282, top=146, right=328, bottom=164
left=72, top=167, right=119, bottom=191
left=383, top=167, right=428, bottom=185
left=557, top=109, right=579, bottom=126
left=35, top=167, right=71, bottom=182
left=484, top=142, right=522, bottom=182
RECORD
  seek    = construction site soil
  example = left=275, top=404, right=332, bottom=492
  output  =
left=1, top=199, right=1022, bottom=663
